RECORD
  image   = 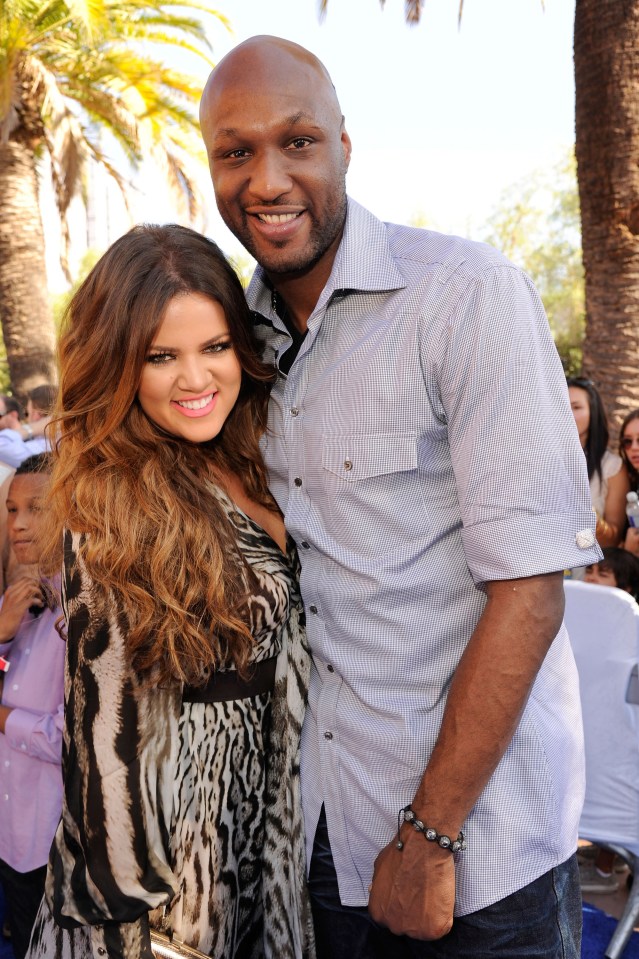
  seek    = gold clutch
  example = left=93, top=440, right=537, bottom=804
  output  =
left=150, top=929, right=209, bottom=959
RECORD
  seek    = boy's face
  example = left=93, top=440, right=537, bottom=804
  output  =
left=583, top=562, right=618, bottom=589
left=6, top=473, right=49, bottom=566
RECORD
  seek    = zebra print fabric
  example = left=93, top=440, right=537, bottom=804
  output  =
left=26, top=490, right=315, bottom=959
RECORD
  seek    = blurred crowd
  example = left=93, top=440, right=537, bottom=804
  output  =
left=567, top=376, right=639, bottom=600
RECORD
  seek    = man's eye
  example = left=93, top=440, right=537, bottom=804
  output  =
left=226, top=149, right=250, bottom=160
left=289, top=137, right=311, bottom=149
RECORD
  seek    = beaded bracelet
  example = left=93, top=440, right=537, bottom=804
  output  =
left=396, top=805, right=467, bottom=854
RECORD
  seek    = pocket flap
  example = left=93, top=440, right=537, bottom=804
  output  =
left=322, top=433, right=418, bottom=481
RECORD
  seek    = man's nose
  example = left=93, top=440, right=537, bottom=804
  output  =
left=248, top=149, right=293, bottom=202
left=13, top=510, right=29, bottom=531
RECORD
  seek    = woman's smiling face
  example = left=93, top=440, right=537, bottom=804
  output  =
left=137, top=292, right=243, bottom=443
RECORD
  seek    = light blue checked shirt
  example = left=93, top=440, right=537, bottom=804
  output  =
left=247, top=198, right=600, bottom=915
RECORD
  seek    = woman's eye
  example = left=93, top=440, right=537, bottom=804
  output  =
left=146, top=352, right=174, bottom=365
left=206, top=341, right=232, bottom=354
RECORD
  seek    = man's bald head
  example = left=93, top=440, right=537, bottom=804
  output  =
left=200, top=35, right=343, bottom=134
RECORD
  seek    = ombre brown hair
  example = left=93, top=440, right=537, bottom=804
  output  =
left=43, top=224, right=277, bottom=685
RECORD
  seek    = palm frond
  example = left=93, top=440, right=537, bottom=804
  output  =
left=30, top=54, right=86, bottom=218
left=1, top=0, right=229, bottom=280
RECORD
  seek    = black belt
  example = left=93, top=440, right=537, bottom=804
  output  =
left=182, top=656, right=277, bottom=703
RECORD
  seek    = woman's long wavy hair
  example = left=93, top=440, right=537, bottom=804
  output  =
left=620, top=408, right=639, bottom=491
left=42, top=224, right=277, bottom=685
left=566, top=376, right=609, bottom=483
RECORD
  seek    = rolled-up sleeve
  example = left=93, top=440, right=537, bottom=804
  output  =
left=4, top=702, right=64, bottom=764
left=439, top=265, right=600, bottom=583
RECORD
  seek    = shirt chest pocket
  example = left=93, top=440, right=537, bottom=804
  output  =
left=319, top=433, right=431, bottom=551
left=322, top=433, right=418, bottom=481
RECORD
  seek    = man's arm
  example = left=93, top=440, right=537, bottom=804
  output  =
left=368, top=570, right=564, bottom=940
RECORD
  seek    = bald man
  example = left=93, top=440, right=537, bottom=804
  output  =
left=200, top=36, right=598, bottom=959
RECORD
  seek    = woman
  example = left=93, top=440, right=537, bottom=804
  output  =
left=619, top=408, right=639, bottom=557
left=27, top=225, right=314, bottom=959
left=567, top=376, right=628, bottom=547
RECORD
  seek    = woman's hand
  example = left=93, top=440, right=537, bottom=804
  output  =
left=599, top=464, right=631, bottom=547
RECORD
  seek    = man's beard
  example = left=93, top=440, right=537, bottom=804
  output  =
left=222, top=193, right=347, bottom=279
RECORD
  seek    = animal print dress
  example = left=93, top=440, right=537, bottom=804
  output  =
left=26, top=493, right=315, bottom=959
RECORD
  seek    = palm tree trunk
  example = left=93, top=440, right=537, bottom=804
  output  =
left=0, top=140, right=57, bottom=398
left=575, top=0, right=639, bottom=433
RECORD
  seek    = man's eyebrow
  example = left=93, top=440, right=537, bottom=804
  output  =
left=214, top=127, right=240, bottom=142
left=213, top=113, right=319, bottom=142
left=286, top=112, right=315, bottom=126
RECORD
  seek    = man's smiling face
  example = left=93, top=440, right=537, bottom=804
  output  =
left=200, top=38, right=351, bottom=284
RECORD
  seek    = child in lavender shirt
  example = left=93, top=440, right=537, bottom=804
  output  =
left=0, top=454, right=63, bottom=958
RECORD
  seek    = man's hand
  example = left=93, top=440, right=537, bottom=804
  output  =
left=368, top=826, right=455, bottom=940
left=0, top=577, right=43, bottom=642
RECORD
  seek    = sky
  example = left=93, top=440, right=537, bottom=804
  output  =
left=45, top=0, right=577, bottom=287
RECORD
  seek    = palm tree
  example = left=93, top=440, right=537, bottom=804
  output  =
left=0, top=0, right=227, bottom=398
left=574, top=0, right=639, bottom=431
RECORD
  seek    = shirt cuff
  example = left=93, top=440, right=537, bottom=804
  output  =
left=461, top=510, right=602, bottom=584
left=4, top=706, right=40, bottom=754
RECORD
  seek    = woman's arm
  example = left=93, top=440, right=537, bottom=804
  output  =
left=597, top=463, right=630, bottom=546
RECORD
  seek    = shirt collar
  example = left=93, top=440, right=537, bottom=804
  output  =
left=246, top=197, right=406, bottom=319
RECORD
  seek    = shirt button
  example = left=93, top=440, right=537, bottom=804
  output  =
left=3, top=761, right=9, bottom=767
left=294, top=477, right=303, bottom=487
left=290, top=407, right=299, bottom=417
left=11, top=684, right=18, bottom=691
left=301, top=541, right=310, bottom=550
left=344, top=459, right=353, bottom=471
left=20, top=743, right=26, bottom=751
left=327, top=664, right=335, bottom=673
left=309, top=605, right=318, bottom=614
left=324, top=731, right=333, bottom=740
left=3, top=794, right=8, bottom=801
left=25, top=648, right=30, bottom=655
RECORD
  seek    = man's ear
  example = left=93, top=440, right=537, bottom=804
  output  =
left=340, top=118, right=352, bottom=173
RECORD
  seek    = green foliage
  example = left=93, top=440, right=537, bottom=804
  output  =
left=481, top=152, right=584, bottom=373
left=1, top=0, right=229, bottom=260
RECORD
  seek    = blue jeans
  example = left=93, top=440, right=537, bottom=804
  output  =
left=308, top=808, right=582, bottom=959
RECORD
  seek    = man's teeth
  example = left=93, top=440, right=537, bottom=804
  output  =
left=258, top=212, right=300, bottom=224
left=177, top=395, right=212, bottom=410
